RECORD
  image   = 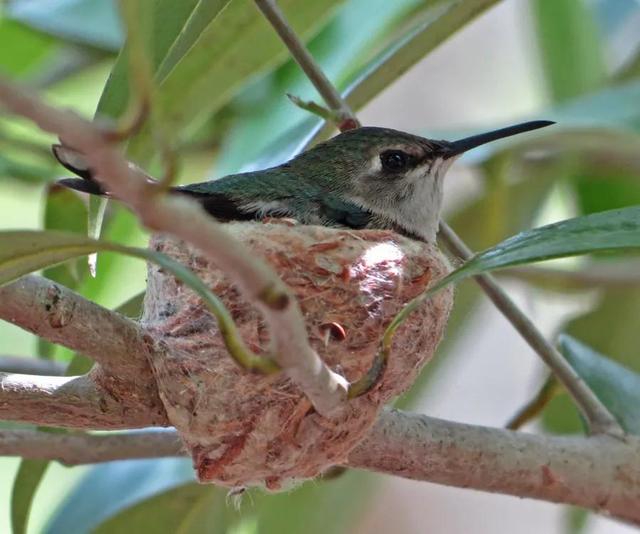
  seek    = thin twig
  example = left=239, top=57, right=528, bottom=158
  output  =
left=0, top=356, right=66, bottom=376
left=438, top=222, right=623, bottom=436
left=251, top=0, right=623, bottom=436
left=253, top=0, right=359, bottom=131
left=0, top=429, right=183, bottom=465
left=0, top=76, right=348, bottom=418
left=0, top=372, right=168, bottom=429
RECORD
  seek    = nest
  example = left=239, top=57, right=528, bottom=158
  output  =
left=141, top=222, right=453, bottom=490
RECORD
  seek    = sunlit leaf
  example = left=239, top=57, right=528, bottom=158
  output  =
left=559, top=335, right=640, bottom=434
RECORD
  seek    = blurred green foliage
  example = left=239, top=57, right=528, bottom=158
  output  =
left=1, top=0, right=639, bottom=533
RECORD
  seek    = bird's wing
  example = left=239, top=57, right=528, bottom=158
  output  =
left=318, top=196, right=372, bottom=229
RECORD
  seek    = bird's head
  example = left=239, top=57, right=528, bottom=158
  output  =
left=290, top=120, right=553, bottom=241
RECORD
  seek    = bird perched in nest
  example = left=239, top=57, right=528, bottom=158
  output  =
left=54, top=120, right=553, bottom=243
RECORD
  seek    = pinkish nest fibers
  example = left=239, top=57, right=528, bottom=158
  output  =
left=142, top=221, right=453, bottom=490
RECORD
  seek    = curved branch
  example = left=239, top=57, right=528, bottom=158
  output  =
left=0, top=372, right=168, bottom=429
left=348, top=409, right=640, bottom=525
left=0, top=429, right=183, bottom=465
left=0, top=275, right=149, bottom=378
left=0, top=77, right=348, bottom=418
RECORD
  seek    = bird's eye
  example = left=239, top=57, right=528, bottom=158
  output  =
left=380, top=150, right=410, bottom=172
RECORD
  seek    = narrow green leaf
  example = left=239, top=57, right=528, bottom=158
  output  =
left=386, top=206, right=640, bottom=345
left=0, top=230, right=277, bottom=373
left=42, top=185, right=89, bottom=290
left=11, top=459, right=50, bottom=534
left=0, top=19, right=55, bottom=78
left=438, top=205, right=640, bottom=289
left=559, top=335, right=640, bottom=434
left=126, top=0, right=344, bottom=161
left=531, top=0, right=607, bottom=103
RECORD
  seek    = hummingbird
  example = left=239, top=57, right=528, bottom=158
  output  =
left=54, top=120, right=553, bottom=243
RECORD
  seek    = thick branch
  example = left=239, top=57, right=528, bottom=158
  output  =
left=0, top=77, right=347, bottom=417
left=0, top=275, right=149, bottom=378
left=0, top=372, right=168, bottom=429
left=0, top=275, right=166, bottom=420
left=2, top=410, right=638, bottom=525
left=348, top=409, right=640, bottom=525
left=0, top=429, right=183, bottom=465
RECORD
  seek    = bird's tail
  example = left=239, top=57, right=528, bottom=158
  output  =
left=54, top=144, right=160, bottom=197
left=52, top=144, right=111, bottom=196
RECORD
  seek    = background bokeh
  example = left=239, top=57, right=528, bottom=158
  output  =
left=1, top=0, right=639, bottom=532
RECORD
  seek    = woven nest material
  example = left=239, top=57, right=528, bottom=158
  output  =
left=142, top=222, right=453, bottom=490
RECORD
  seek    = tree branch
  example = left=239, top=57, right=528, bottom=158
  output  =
left=348, top=408, right=640, bottom=525
left=0, top=275, right=166, bottom=419
left=0, top=429, right=183, bottom=465
left=2, top=409, right=638, bottom=525
left=0, top=77, right=348, bottom=418
left=0, top=372, right=168, bottom=429
left=0, top=356, right=66, bottom=376
left=253, top=0, right=359, bottom=130
left=249, top=0, right=622, bottom=437
left=0, top=275, right=150, bottom=379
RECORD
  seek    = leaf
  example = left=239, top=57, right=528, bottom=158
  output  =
left=433, top=205, right=640, bottom=292
left=0, top=19, right=55, bottom=78
left=386, top=206, right=640, bottom=345
left=531, top=0, right=606, bottom=103
left=92, top=483, right=231, bottom=534
left=96, top=0, right=210, bottom=119
left=87, top=195, right=108, bottom=277
left=558, top=335, right=640, bottom=434
left=45, top=458, right=194, bottom=534
left=42, top=185, right=88, bottom=291
left=6, top=0, right=124, bottom=51
left=126, top=0, right=345, bottom=162
left=11, top=459, right=50, bottom=534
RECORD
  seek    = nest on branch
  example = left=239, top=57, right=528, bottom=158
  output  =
left=142, top=221, right=453, bottom=490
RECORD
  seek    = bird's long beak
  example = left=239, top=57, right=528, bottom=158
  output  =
left=445, top=120, right=554, bottom=158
